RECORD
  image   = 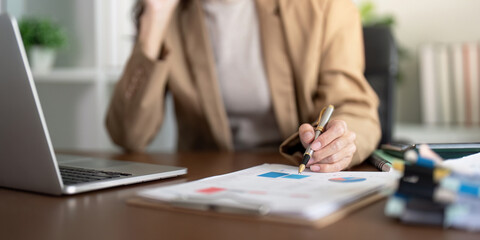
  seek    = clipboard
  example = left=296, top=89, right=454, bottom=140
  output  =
left=126, top=164, right=396, bottom=228
left=127, top=191, right=386, bottom=228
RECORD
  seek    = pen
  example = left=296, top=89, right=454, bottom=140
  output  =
left=369, top=154, right=392, bottom=172
left=298, top=105, right=334, bottom=174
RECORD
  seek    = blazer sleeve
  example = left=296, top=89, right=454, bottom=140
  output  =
left=105, top=43, right=170, bottom=152
left=280, top=0, right=381, bottom=168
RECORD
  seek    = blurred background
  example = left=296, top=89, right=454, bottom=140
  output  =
left=1, top=0, right=479, bottom=152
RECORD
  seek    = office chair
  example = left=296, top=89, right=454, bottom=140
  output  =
left=363, top=26, right=398, bottom=145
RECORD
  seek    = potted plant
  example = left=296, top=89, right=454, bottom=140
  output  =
left=19, top=18, right=67, bottom=72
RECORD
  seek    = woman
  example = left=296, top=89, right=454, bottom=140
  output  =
left=106, top=0, right=381, bottom=172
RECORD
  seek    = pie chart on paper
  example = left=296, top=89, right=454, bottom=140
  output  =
left=328, top=177, right=366, bottom=183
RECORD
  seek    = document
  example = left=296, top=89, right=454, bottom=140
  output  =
left=138, top=164, right=397, bottom=220
left=443, top=152, right=480, bottom=174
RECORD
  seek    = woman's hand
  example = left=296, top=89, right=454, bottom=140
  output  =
left=298, top=120, right=356, bottom=172
left=138, top=0, right=179, bottom=60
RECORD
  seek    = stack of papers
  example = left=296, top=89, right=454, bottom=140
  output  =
left=443, top=152, right=480, bottom=174
left=385, top=151, right=480, bottom=231
left=139, top=164, right=397, bottom=220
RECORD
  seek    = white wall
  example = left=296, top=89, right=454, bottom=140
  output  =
left=4, top=0, right=23, bottom=16
left=100, top=0, right=136, bottom=70
left=358, top=0, right=480, bottom=123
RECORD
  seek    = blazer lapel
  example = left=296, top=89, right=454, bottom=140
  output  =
left=180, top=0, right=233, bottom=150
left=256, top=0, right=299, bottom=138
left=277, top=0, right=323, bottom=123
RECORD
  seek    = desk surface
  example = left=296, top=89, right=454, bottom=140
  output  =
left=1, top=152, right=479, bottom=240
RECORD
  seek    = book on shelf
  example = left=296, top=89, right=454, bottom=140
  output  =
left=419, top=44, right=439, bottom=125
left=450, top=43, right=465, bottom=125
left=463, top=43, right=479, bottom=126
left=419, top=42, right=480, bottom=126
left=436, top=44, right=452, bottom=124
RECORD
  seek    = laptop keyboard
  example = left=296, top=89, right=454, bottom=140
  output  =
left=60, top=166, right=132, bottom=185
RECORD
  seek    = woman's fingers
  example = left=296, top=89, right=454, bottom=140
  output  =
left=298, top=120, right=346, bottom=150
left=309, top=156, right=352, bottom=173
left=298, top=123, right=315, bottom=149
left=307, top=131, right=356, bottom=166
left=313, top=120, right=347, bottom=149
left=297, top=119, right=357, bottom=172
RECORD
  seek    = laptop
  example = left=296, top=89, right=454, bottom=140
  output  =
left=0, top=13, right=187, bottom=195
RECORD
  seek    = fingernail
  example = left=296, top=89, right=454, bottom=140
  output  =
left=311, top=142, right=321, bottom=151
left=310, top=165, right=320, bottom=171
left=303, top=132, right=313, bottom=141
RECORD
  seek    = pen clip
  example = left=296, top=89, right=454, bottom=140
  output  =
left=315, top=107, right=327, bottom=127
left=315, top=105, right=334, bottom=132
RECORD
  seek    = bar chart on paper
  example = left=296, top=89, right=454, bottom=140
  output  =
left=139, top=164, right=398, bottom=220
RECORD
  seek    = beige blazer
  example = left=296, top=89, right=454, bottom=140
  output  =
left=106, top=0, right=381, bottom=168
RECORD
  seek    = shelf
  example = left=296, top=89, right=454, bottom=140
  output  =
left=394, top=123, right=480, bottom=143
left=32, top=67, right=124, bottom=84
left=33, top=68, right=98, bottom=84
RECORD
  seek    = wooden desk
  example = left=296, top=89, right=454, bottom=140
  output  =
left=0, top=152, right=478, bottom=240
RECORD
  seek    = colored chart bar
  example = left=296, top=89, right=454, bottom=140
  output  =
left=258, top=172, right=310, bottom=179
left=196, top=187, right=226, bottom=194
left=258, top=172, right=289, bottom=178
left=329, top=177, right=366, bottom=183
left=282, top=174, right=310, bottom=179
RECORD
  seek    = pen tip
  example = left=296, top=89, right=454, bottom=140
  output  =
left=298, top=164, right=305, bottom=174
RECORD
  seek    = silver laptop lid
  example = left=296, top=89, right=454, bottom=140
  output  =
left=0, top=14, right=63, bottom=195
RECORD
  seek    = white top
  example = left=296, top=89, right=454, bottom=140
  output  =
left=201, top=0, right=282, bottom=150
